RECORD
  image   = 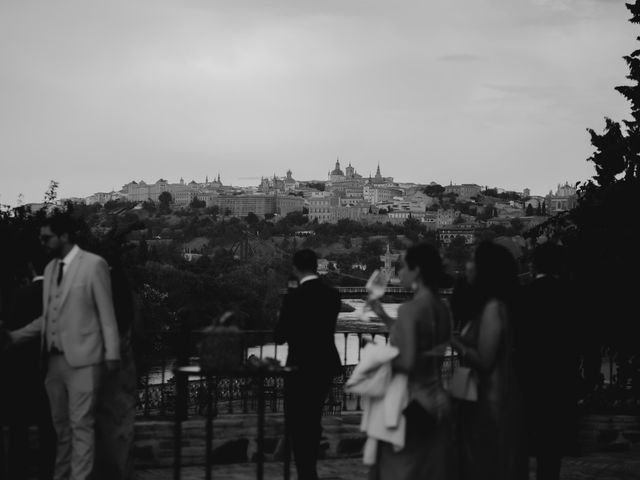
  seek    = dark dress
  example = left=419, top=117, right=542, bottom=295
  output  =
left=0, top=278, right=55, bottom=480
left=369, top=289, right=452, bottom=480
left=94, top=328, right=136, bottom=480
left=274, top=277, right=342, bottom=480
left=93, top=273, right=139, bottom=480
left=457, top=299, right=527, bottom=480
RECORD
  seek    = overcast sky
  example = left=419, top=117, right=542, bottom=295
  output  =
left=0, top=0, right=635, bottom=205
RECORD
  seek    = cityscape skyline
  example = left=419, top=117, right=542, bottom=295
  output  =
left=3, top=159, right=569, bottom=208
left=0, top=0, right=634, bottom=207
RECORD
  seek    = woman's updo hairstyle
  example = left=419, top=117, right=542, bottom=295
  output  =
left=404, top=242, right=446, bottom=291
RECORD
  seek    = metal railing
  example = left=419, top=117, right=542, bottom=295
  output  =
left=135, top=329, right=459, bottom=419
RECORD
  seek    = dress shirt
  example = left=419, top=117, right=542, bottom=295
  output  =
left=58, top=244, right=80, bottom=281
left=47, top=245, right=79, bottom=352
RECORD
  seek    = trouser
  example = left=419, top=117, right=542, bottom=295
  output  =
left=284, top=373, right=333, bottom=480
left=45, top=355, right=101, bottom=480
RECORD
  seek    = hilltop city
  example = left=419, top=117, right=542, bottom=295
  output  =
left=27, top=159, right=577, bottom=265
left=44, top=158, right=577, bottom=243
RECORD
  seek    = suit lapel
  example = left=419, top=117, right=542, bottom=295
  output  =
left=57, top=249, right=84, bottom=308
left=41, top=261, right=55, bottom=341
left=42, top=261, right=53, bottom=314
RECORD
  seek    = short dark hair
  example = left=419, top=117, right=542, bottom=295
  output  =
left=474, top=241, right=519, bottom=304
left=42, top=213, right=76, bottom=242
left=404, top=242, right=445, bottom=290
left=292, top=249, right=318, bottom=273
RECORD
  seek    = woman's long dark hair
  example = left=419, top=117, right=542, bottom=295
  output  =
left=404, top=242, right=446, bottom=292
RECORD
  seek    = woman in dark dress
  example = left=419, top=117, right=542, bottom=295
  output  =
left=1, top=258, right=56, bottom=480
left=94, top=260, right=140, bottom=480
left=451, top=241, right=527, bottom=480
left=369, top=243, right=452, bottom=480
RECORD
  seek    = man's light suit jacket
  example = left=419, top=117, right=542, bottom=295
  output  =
left=12, top=248, right=120, bottom=367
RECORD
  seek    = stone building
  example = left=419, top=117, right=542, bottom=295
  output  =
left=206, top=193, right=304, bottom=217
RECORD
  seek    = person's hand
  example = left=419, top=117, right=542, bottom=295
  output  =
left=105, top=359, right=120, bottom=373
left=367, top=298, right=386, bottom=319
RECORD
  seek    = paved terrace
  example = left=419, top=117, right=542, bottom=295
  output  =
left=137, top=448, right=640, bottom=480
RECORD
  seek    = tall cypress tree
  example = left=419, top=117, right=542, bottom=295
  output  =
left=566, top=1, right=640, bottom=366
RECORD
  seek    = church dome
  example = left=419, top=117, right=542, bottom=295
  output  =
left=331, top=159, right=344, bottom=176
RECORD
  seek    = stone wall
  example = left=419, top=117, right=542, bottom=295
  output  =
left=134, top=413, right=366, bottom=468
left=134, top=413, right=640, bottom=468
left=6, top=413, right=640, bottom=469
left=577, top=414, right=640, bottom=453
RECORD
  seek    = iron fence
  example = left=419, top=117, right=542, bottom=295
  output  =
left=135, top=329, right=460, bottom=419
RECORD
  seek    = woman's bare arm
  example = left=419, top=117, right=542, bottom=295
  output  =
left=452, top=300, right=503, bottom=372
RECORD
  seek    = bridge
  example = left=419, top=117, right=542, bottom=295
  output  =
left=337, top=286, right=453, bottom=298
left=338, top=286, right=411, bottom=296
left=279, top=286, right=453, bottom=297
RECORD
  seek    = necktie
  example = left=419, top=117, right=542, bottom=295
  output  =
left=57, top=261, right=64, bottom=286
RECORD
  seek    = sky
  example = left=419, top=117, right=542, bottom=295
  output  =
left=0, top=0, right=636, bottom=205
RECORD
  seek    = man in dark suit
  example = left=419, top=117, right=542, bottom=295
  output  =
left=275, top=249, right=341, bottom=480
left=521, top=243, right=578, bottom=480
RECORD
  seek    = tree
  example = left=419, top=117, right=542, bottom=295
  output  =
left=246, top=212, right=260, bottom=226
left=206, top=205, right=219, bottom=220
left=282, top=211, right=307, bottom=227
left=444, top=236, right=470, bottom=273
left=190, top=196, right=206, bottom=209
left=476, top=204, right=495, bottom=221
left=44, top=180, right=59, bottom=205
left=525, top=204, right=535, bottom=216
left=306, top=182, right=325, bottom=192
left=525, top=2, right=640, bottom=385
left=138, top=237, right=149, bottom=263
left=509, top=218, right=523, bottom=235
left=423, top=184, right=445, bottom=197
left=158, top=191, right=173, bottom=214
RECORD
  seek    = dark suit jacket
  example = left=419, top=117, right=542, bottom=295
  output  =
left=274, top=278, right=341, bottom=376
left=520, top=275, right=578, bottom=454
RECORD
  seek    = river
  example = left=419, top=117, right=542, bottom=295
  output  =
left=144, top=300, right=400, bottom=385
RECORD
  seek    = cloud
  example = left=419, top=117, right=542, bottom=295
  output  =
left=438, top=54, right=485, bottom=63
left=0, top=0, right=634, bottom=202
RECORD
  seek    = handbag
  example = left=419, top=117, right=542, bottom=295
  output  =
left=449, top=365, right=478, bottom=402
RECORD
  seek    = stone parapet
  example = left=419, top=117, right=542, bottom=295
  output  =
left=134, top=413, right=365, bottom=468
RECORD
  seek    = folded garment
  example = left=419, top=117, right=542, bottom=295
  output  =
left=345, top=343, right=398, bottom=397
